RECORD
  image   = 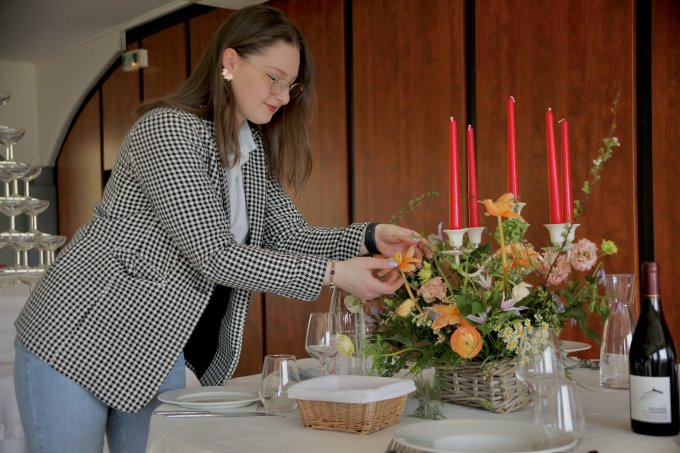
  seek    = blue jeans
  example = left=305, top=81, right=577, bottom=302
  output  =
left=14, top=338, right=186, bottom=453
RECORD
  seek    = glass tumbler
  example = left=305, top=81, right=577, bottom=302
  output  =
left=259, top=354, right=300, bottom=413
left=600, top=273, right=637, bottom=388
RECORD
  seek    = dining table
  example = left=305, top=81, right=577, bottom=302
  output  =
left=146, top=359, right=680, bottom=453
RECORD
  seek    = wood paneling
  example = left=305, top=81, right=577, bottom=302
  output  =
left=102, top=44, right=140, bottom=170
left=142, top=23, right=188, bottom=101
left=262, top=0, right=349, bottom=361
left=189, top=8, right=235, bottom=71
left=652, top=0, right=680, bottom=352
left=475, top=0, right=636, bottom=357
left=57, top=94, right=102, bottom=240
left=353, top=0, right=467, bottom=233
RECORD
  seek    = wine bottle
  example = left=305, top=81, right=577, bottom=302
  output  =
left=629, top=262, right=679, bottom=436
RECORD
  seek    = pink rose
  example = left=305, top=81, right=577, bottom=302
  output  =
left=417, top=277, right=447, bottom=303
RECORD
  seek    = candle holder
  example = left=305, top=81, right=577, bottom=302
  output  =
left=513, top=201, right=526, bottom=215
left=544, top=223, right=580, bottom=250
left=442, top=228, right=468, bottom=263
left=466, top=227, right=486, bottom=247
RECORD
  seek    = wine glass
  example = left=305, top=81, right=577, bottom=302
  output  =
left=305, top=312, right=338, bottom=375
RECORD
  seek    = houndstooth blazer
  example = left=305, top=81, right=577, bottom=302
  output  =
left=15, top=107, right=365, bottom=412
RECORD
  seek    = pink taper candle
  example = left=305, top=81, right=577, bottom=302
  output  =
left=449, top=117, right=461, bottom=230
left=560, top=119, right=573, bottom=222
left=507, top=96, right=519, bottom=197
left=467, top=125, right=479, bottom=227
left=546, top=108, right=563, bottom=223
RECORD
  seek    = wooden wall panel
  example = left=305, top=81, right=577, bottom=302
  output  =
left=475, top=0, right=636, bottom=356
left=142, top=23, right=188, bottom=101
left=57, top=95, right=102, bottom=240
left=353, top=0, right=467, bottom=234
left=262, top=0, right=350, bottom=361
left=652, top=0, right=680, bottom=353
left=189, top=8, right=235, bottom=71
left=102, top=44, right=140, bottom=171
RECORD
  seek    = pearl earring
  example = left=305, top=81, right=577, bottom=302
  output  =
left=222, top=68, right=233, bottom=81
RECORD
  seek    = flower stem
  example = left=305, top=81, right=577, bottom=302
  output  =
left=401, top=270, right=422, bottom=313
left=497, top=216, right=508, bottom=293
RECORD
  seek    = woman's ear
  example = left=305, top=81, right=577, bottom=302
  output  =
left=222, top=48, right=238, bottom=72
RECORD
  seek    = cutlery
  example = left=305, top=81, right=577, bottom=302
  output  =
left=155, top=410, right=279, bottom=418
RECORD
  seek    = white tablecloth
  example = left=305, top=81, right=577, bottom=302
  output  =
left=147, top=365, right=680, bottom=453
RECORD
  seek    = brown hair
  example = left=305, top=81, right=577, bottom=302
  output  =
left=140, top=5, right=315, bottom=190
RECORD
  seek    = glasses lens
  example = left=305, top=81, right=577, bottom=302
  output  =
left=289, top=84, right=304, bottom=99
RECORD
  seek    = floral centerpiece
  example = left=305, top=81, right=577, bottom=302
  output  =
left=366, top=97, right=621, bottom=416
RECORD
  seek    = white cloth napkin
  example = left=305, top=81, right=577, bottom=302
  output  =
left=287, top=375, right=415, bottom=404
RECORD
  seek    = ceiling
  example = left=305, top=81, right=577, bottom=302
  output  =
left=0, top=0, right=263, bottom=63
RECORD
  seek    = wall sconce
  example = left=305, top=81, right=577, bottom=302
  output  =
left=122, top=49, right=148, bottom=72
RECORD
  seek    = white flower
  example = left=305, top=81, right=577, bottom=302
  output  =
left=511, top=282, right=532, bottom=301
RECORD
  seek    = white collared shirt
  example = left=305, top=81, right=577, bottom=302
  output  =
left=224, top=122, right=254, bottom=244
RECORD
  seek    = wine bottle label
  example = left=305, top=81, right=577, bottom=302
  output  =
left=630, top=375, right=672, bottom=423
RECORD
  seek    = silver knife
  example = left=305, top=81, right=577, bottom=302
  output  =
left=155, top=410, right=279, bottom=418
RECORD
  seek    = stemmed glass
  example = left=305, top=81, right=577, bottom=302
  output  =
left=305, top=312, right=338, bottom=375
left=0, top=126, right=26, bottom=161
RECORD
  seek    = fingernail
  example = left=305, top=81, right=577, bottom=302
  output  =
left=388, top=260, right=398, bottom=268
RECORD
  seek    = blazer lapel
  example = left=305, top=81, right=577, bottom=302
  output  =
left=242, top=127, right=266, bottom=246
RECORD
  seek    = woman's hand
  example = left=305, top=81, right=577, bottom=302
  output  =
left=373, top=224, right=432, bottom=261
left=329, top=257, right=402, bottom=301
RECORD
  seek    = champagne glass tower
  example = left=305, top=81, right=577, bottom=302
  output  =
left=0, top=91, right=66, bottom=291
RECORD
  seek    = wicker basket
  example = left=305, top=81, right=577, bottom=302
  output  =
left=436, top=359, right=531, bottom=413
left=296, top=395, right=407, bottom=434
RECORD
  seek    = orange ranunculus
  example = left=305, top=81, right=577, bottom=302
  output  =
left=431, top=304, right=470, bottom=330
left=496, top=243, right=539, bottom=269
left=481, top=193, right=521, bottom=218
left=393, top=245, right=421, bottom=273
left=450, top=325, right=483, bottom=359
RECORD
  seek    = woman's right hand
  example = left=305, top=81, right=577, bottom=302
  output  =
left=327, top=257, right=402, bottom=301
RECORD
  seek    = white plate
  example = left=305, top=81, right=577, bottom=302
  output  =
left=392, top=419, right=578, bottom=453
left=561, top=340, right=591, bottom=354
left=158, top=386, right=259, bottom=410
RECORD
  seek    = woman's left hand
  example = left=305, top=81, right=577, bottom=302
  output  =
left=373, top=224, right=432, bottom=261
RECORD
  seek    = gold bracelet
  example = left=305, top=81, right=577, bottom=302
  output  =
left=329, top=259, right=336, bottom=289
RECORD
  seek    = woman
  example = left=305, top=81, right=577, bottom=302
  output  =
left=13, top=5, right=427, bottom=452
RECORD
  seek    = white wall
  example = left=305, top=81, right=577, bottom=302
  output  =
left=0, top=32, right=122, bottom=167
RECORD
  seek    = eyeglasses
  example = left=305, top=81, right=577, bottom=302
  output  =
left=242, top=59, right=304, bottom=99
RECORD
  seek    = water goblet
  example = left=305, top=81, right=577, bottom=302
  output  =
left=305, top=312, right=338, bottom=375
left=259, top=354, right=300, bottom=413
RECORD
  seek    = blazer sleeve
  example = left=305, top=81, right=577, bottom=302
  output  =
left=127, top=108, right=327, bottom=301
left=262, top=176, right=366, bottom=259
